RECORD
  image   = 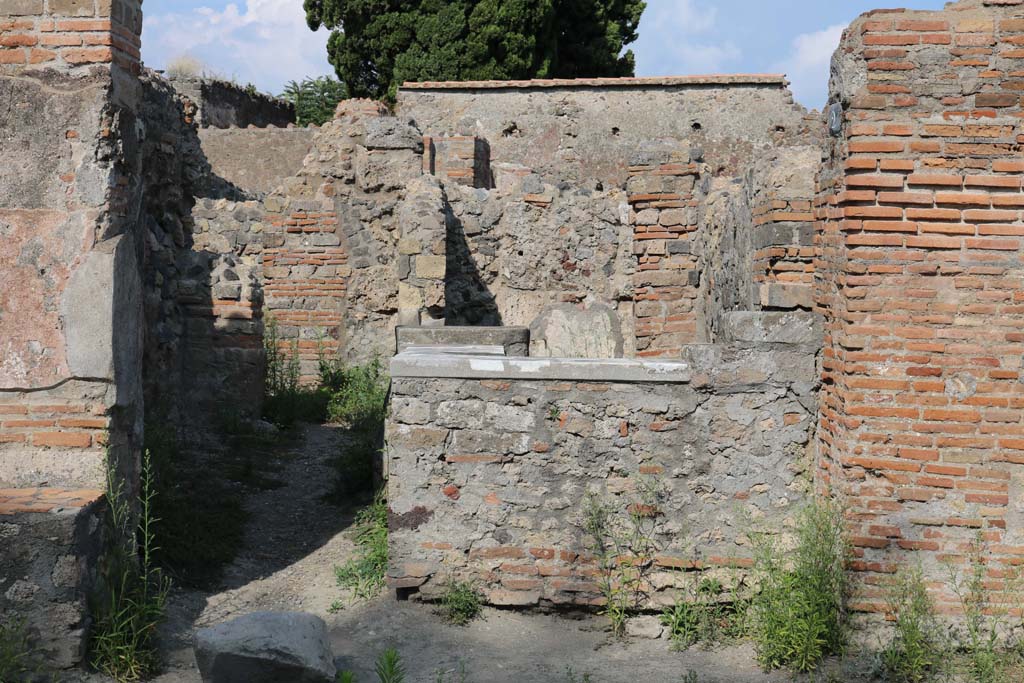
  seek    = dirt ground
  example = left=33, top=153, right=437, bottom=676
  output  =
left=70, top=423, right=870, bottom=683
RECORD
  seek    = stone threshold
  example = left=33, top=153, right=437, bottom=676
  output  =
left=390, top=351, right=693, bottom=384
left=0, top=487, right=104, bottom=515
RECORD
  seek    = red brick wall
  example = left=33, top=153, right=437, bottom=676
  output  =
left=0, top=0, right=141, bottom=73
left=816, top=0, right=1024, bottom=614
left=263, top=203, right=346, bottom=380
left=629, top=150, right=705, bottom=356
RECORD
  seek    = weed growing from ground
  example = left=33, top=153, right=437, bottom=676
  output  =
left=949, top=537, right=1022, bottom=682
left=90, top=452, right=171, bottom=681
left=581, top=478, right=665, bottom=637
left=750, top=499, right=850, bottom=673
left=661, top=576, right=748, bottom=649
left=375, top=648, right=405, bottom=683
left=263, top=318, right=332, bottom=427
left=321, top=355, right=389, bottom=504
left=440, top=579, right=482, bottom=625
left=335, top=493, right=388, bottom=601
left=878, top=564, right=945, bottom=683
left=0, top=617, right=41, bottom=681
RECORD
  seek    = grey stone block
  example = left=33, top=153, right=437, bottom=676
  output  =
left=194, top=612, right=336, bottom=683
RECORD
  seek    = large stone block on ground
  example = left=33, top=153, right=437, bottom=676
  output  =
left=194, top=611, right=336, bottom=683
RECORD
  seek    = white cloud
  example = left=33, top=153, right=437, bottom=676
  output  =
left=633, top=0, right=740, bottom=76
left=142, top=0, right=334, bottom=96
left=775, top=23, right=846, bottom=111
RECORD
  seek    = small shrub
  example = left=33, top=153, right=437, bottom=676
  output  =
left=375, top=648, right=405, bottom=683
left=441, top=579, right=482, bottom=626
left=750, top=499, right=850, bottom=673
left=564, top=667, right=594, bottom=683
left=321, top=355, right=389, bottom=504
left=90, top=452, right=171, bottom=681
left=323, top=356, right=388, bottom=429
left=334, top=493, right=388, bottom=601
left=0, top=617, right=40, bottom=681
left=165, top=54, right=204, bottom=79
left=336, top=672, right=356, bottom=683
left=879, top=564, right=945, bottom=683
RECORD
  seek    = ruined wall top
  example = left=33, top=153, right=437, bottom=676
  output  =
left=396, top=73, right=816, bottom=186
left=401, top=74, right=788, bottom=90
left=166, top=75, right=295, bottom=129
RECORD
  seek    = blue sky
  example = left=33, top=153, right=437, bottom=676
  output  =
left=142, top=0, right=944, bottom=109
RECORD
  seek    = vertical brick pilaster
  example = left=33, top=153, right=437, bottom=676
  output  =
left=817, top=0, right=1024, bottom=615
left=628, top=146, right=705, bottom=356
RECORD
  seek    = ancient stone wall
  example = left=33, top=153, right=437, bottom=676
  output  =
left=167, top=74, right=295, bottom=129
left=816, top=0, right=1024, bottom=617
left=197, top=126, right=316, bottom=196
left=397, top=76, right=815, bottom=187
left=0, top=0, right=145, bottom=667
left=386, top=315, right=820, bottom=606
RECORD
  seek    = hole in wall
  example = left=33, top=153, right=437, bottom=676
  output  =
left=692, top=122, right=702, bottom=131
left=517, top=250, right=524, bottom=257
left=775, top=125, right=786, bottom=133
left=611, top=127, right=620, bottom=136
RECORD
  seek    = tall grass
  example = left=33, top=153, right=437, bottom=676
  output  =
left=90, top=452, right=170, bottom=681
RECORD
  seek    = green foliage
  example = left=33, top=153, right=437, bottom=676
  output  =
left=661, top=576, right=748, bottom=649
left=375, top=648, right=405, bottom=683
left=336, top=672, right=357, bottom=683
left=878, top=565, right=945, bottom=683
left=440, top=579, right=482, bottom=626
left=303, top=0, right=646, bottom=100
left=323, top=356, right=388, bottom=429
left=321, top=354, right=389, bottom=504
left=0, top=617, right=41, bottom=681
left=949, top=538, right=1022, bottom=683
left=581, top=478, right=665, bottom=637
left=282, top=76, right=349, bottom=126
left=146, top=423, right=247, bottom=587
left=750, top=500, right=850, bottom=673
left=334, top=493, right=388, bottom=601
left=90, top=452, right=171, bottom=681
left=263, top=318, right=331, bottom=428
